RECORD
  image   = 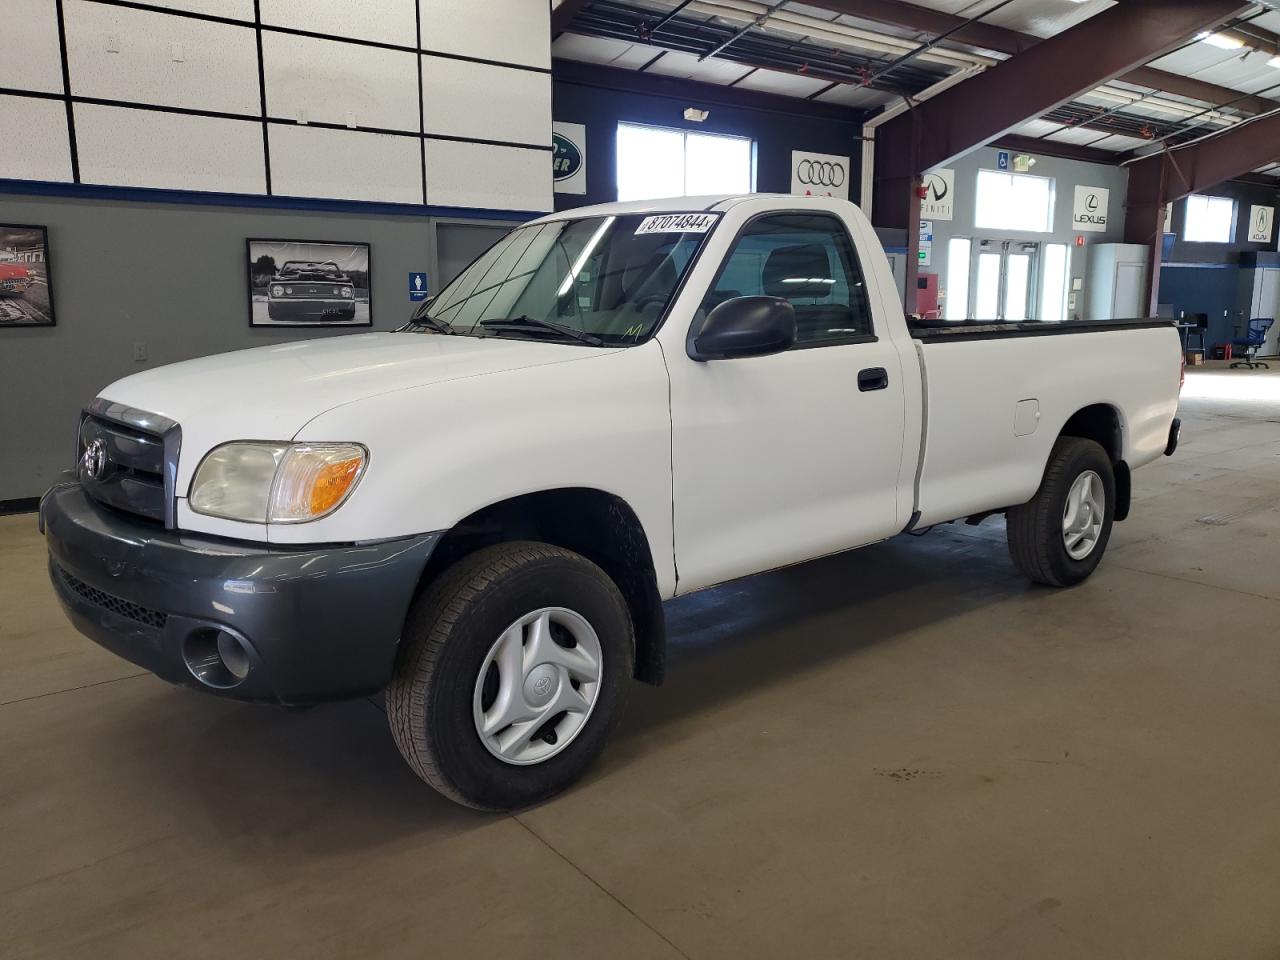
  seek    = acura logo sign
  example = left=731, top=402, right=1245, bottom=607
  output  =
left=797, top=159, right=845, bottom=188
left=80, top=439, right=108, bottom=481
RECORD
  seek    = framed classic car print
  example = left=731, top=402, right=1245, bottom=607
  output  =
left=247, top=239, right=372, bottom=327
left=0, top=224, right=56, bottom=328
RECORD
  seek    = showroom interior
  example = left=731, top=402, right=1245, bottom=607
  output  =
left=3, top=0, right=1280, bottom=955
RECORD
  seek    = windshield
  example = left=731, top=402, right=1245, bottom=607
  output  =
left=417, top=213, right=717, bottom=345
left=279, top=261, right=344, bottom=278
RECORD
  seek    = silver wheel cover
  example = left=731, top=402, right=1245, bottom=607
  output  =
left=472, top=607, right=603, bottom=765
left=1062, top=469, right=1105, bottom=560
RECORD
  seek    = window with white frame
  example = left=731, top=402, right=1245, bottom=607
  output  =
left=1040, top=243, right=1070, bottom=322
left=944, top=237, right=971, bottom=320
left=1183, top=194, right=1236, bottom=243
left=975, top=170, right=1056, bottom=233
left=616, top=122, right=755, bottom=202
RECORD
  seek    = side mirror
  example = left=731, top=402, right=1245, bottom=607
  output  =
left=688, top=296, right=797, bottom=361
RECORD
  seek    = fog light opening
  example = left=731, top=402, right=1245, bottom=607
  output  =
left=184, top=627, right=253, bottom=689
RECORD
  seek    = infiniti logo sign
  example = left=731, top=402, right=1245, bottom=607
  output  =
left=80, top=439, right=108, bottom=481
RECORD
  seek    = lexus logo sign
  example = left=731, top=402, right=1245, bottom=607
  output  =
left=1073, top=185, right=1109, bottom=233
left=790, top=150, right=850, bottom=200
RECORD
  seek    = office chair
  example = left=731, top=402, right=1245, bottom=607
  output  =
left=1230, top=318, right=1274, bottom=370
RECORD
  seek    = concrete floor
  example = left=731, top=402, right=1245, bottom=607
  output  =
left=3, top=367, right=1280, bottom=959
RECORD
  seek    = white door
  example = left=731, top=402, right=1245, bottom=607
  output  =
left=971, top=241, right=1038, bottom=319
left=1114, top=262, right=1144, bottom=318
left=1256, top=269, right=1280, bottom=355
left=666, top=211, right=907, bottom=593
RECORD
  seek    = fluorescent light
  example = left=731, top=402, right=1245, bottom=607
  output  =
left=1269, top=55, right=1280, bottom=69
left=1196, top=31, right=1245, bottom=50
left=556, top=216, right=614, bottom=297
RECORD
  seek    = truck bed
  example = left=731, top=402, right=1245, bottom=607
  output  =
left=907, top=319, right=1182, bottom=527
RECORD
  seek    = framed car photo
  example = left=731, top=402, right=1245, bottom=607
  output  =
left=247, top=239, right=371, bottom=327
left=0, top=224, right=55, bottom=328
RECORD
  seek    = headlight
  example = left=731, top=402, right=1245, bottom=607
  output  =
left=189, top=442, right=367, bottom=523
left=285, top=286, right=293, bottom=294
left=271, top=284, right=283, bottom=296
left=341, top=286, right=353, bottom=298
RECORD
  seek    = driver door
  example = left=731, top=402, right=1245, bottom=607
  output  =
left=666, top=211, right=907, bottom=593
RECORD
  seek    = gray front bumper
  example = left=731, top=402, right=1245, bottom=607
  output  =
left=41, top=474, right=439, bottom=704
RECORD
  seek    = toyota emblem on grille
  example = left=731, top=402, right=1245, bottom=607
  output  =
left=81, top=439, right=108, bottom=481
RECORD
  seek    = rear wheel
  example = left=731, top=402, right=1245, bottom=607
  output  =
left=1007, top=437, right=1116, bottom=587
left=388, top=541, right=633, bottom=811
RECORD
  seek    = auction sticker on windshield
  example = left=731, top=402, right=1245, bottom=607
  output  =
left=634, top=213, right=718, bottom=235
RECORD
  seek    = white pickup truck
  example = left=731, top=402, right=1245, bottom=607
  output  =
left=42, top=195, right=1183, bottom=810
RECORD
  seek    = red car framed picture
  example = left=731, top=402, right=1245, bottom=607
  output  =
left=0, top=224, right=55, bottom=328
left=247, top=238, right=372, bottom=328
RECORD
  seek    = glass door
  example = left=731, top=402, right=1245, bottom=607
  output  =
left=970, top=240, right=1038, bottom=320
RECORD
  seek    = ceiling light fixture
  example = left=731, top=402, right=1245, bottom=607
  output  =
left=1269, top=55, right=1280, bottom=68
left=684, top=107, right=709, bottom=122
left=1196, top=31, right=1246, bottom=50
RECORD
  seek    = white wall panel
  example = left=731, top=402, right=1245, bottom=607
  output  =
left=270, top=126, right=423, bottom=204
left=65, top=1, right=260, bottom=115
left=261, top=0, right=416, bottom=47
left=422, top=57, right=550, bottom=146
left=75, top=104, right=266, bottom=193
left=425, top=140, right=549, bottom=212
left=420, top=0, right=550, bottom=68
left=1, top=0, right=64, bottom=94
left=0, top=96, right=72, bottom=182
left=133, top=0, right=254, bottom=20
left=264, top=34, right=418, bottom=132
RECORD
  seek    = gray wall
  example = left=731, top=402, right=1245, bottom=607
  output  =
left=925, top=147, right=1130, bottom=319
left=0, top=191, right=517, bottom=501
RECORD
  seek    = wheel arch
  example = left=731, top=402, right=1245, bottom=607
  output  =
left=416, top=487, right=666, bottom=685
left=1056, top=402, right=1130, bottom=520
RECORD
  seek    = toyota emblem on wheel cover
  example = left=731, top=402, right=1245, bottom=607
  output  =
left=80, top=439, right=108, bottom=481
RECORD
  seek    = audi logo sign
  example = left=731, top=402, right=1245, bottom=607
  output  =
left=790, top=150, right=850, bottom=200
left=797, top=159, right=845, bottom=188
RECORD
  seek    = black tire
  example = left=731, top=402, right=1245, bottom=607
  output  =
left=387, top=541, right=633, bottom=811
left=1006, top=437, right=1116, bottom=588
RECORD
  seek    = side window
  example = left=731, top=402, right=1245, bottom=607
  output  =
left=702, top=213, right=874, bottom=345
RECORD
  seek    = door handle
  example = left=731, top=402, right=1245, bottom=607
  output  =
left=858, top=367, right=889, bottom=392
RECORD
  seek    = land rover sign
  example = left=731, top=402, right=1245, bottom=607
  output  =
left=552, top=122, right=586, bottom=195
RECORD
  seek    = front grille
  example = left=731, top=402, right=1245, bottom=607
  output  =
left=56, top=565, right=167, bottom=630
left=78, top=403, right=178, bottom=526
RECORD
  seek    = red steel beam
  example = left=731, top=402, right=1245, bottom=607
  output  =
left=1126, top=114, right=1280, bottom=314
left=869, top=0, right=1249, bottom=309
left=809, top=0, right=1278, bottom=116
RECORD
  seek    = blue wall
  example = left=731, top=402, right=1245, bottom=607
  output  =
left=1158, top=178, right=1280, bottom=347
left=551, top=62, right=866, bottom=212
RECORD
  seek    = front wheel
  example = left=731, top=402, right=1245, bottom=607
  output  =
left=1006, top=437, right=1116, bottom=587
left=387, top=541, right=633, bottom=811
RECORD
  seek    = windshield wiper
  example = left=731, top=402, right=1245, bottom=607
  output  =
left=479, top=315, right=603, bottom=346
left=400, top=313, right=456, bottom=335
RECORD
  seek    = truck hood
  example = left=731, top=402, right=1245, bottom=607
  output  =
left=99, top=332, right=617, bottom=443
